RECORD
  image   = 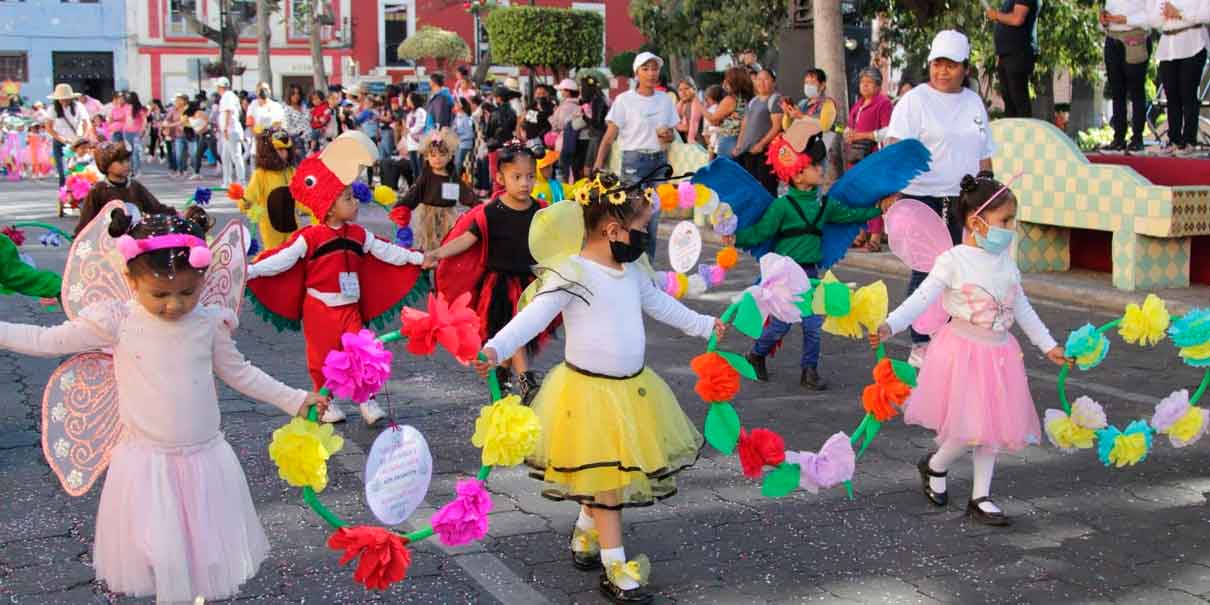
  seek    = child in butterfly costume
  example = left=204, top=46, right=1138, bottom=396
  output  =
left=0, top=201, right=328, bottom=603
left=247, top=131, right=428, bottom=425
left=871, top=175, right=1069, bottom=526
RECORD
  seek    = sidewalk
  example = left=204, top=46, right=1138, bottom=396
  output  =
left=661, top=221, right=1209, bottom=317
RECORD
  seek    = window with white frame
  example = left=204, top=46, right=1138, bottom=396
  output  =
left=166, top=0, right=198, bottom=36
left=571, top=3, right=605, bottom=67
left=0, top=52, right=28, bottom=81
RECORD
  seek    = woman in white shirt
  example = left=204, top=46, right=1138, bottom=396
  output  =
left=44, top=84, right=93, bottom=187
left=885, top=30, right=996, bottom=366
left=1150, top=0, right=1210, bottom=152
left=1102, top=0, right=1152, bottom=151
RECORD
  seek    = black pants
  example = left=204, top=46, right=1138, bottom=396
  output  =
left=1159, top=48, right=1207, bottom=147
left=740, top=150, right=778, bottom=196
left=1105, top=37, right=1150, bottom=144
left=53, top=140, right=67, bottom=187
left=997, top=51, right=1035, bottom=118
left=903, top=195, right=963, bottom=345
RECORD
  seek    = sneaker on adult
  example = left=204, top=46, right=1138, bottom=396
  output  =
left=361, top=398, right=387, bottom=426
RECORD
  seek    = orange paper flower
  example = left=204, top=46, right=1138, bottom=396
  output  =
left=861, top=358, right=911, bottom=422
left=226, top=183, right=245, bottom=201
left=657, top=184, right=679, bottom=212
left=690, top=352, right=740, bottom=402
left=716, top=246, right=739, bottom=270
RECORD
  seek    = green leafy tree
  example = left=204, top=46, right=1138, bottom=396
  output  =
left=486, top=6, right=604, bottom=84
left=629, top=0, right=787, bottom=78
left=397, top=26, right=472, bottom=74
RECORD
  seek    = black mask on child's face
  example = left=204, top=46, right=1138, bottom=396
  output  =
left=609, top=229, right=648, bottom=264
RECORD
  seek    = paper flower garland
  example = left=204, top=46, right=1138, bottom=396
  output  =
left=351, top=181, right=372, bottom=203
left=430, top=478, right=492, bottom=546
left=2, top=225, right=24, bottom=246
left=322, top=329, right=393, bottom=403
left=1050, top=296, right=1210, bottom=468
left=327, top=526, right=412, bottom=590
left=400, top=292, right=480, bottom=364
left=745, top=254, right=811, bottom=324
left=690, top=352, right=740, bottom=402
left=372, top=184, right=397, bottom=208
left=652, top=185, right=740, bottom=300
left=268, top=417, right=345, bottom=491
left=472, top=394, right=541, bottom=467
left=861, top=358, right=912, bottom=422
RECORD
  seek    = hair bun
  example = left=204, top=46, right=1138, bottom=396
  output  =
left=183, top=206, right=214, bottom=235
left=107, top=207, right=133, bottom=238
left=960, top=174, right=979, bottom=193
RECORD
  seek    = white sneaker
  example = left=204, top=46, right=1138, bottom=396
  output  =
left=360, top=399, right=386, bottom=426
left=908, top=344, right=928, bottom=369
left=321, top=402, right=348, bottom=423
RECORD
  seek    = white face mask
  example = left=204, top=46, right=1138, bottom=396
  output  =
left=803, top=84, right=820, bottom=98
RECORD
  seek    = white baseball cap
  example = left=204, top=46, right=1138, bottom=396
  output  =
left=927, top=30, right=970, bottom=63
left=632, top=51, right=664, bottom=75
left=555, top=78, right=579, bottom=92
left=215, top=77, right=231, bottom=89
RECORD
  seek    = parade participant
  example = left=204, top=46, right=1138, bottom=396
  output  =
left=427, top=141, right=554, bottom=402
left=0, top=205, right=329, bottom=602
left=1101, top=0, right=1152, bottom=152
left=725, top=119, right=886, bottom=391
left=241, top=128, right=309, bottom=250
left=46, top=84, right=93, bottom=187
left=473, top=172, right=724, bottom=605
left=871, top=174, right=1068, bottom=526
left=75, top=142, right=174, bottom=235
left=532, top=149, right=565, bottom=203
left=393, top=129, right=477, bottom=251
left=246, top=131, right=428, bottom=426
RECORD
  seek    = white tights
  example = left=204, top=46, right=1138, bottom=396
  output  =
left=927, top=442, right=1001, bottom=513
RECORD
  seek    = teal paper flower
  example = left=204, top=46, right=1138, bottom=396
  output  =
left=1065, top=323, right=1109, bottom=371
left=1095, top=420, right=1152, bottom=468
left=1169, top=309, right=1210, bottom=368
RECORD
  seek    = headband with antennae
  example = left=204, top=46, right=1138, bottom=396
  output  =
left=974, top=170, right=1024, bottom=216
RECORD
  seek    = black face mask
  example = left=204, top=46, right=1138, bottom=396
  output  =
left=609, top=229, right=648, bottom=264
left=258, top=90, right=268, bottom=99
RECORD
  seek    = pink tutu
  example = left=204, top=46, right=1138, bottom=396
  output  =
left=94, top=433, right=269, bottom=602
left=904, top=320, right=1041, bottom=452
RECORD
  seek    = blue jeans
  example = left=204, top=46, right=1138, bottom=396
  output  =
left=905, top=195, right=962, bottom=344
left=122, top=132, right=143, bottom=176
left=53, top=140, right=66, bottom=186
left=621, top=150, right=667, bottom=259
left=174, top=137, right=198, bottom=175
left=752, top=264, right=822, bottom=368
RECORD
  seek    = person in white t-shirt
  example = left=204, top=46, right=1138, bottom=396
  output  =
left=593, top=51, right=679, bottom=259
left=246, top=82, right=285, bottom=162
left=885, top=29, right=996, bottom=366
left=215, top=77, right=246, bottom=187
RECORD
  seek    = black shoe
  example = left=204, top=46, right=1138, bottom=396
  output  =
left=517, top=371, right=540, bottom=405
left=746, top=353, right=769, bottom=382
left=966, top=497, right=1011, bottom=526
left=599, top=573, right=654, bottom=604
left=799, top=367, right=828, bottom=391
left=1105, top=139, right=1127, bottom=152
left=1127, top=139, right=1145, bottom=153
left=494, top=367, right=514, bottom=395
left=917, top=453, right=948, bottom=507
left=573, top=549, right=602, bottom=571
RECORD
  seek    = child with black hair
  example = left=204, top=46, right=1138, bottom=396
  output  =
left=75, top=142, right=173, bottom=235
left=428, top=142, right=554, bottom=401
left=241, top=128, right=309, bottom=250
left=0, top=205, right=328, bottom=602
left=871, top=174, right=1069, bottom=526
left=472, top=172, right=724, bottom=604
left=394, top=129, right=477, bottom=251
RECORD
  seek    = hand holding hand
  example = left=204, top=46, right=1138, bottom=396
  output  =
left=713, top=318, right=727, bottom=341
left=302, top=392, right=331, bottom=418
left=422, top=252, right=439, bottom=269
left=472, top=347, right=499, bottom=378
left=868, top=323, right=892, bottom=350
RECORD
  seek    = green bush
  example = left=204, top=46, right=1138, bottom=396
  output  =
left=609, top=51, right=637, bottom=78
left=486, top=7, right=604, bottom=70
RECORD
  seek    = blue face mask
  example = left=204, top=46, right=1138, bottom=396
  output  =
left=974, top=218, right=1015, bottom=255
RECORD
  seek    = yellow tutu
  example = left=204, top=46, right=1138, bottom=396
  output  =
left=526, top=364, right=703, bottom=508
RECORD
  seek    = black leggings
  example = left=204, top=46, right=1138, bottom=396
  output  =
left=1159, top=49, right=1207, bottom=147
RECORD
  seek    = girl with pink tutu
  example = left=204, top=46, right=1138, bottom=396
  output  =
left=871, top=174, right=1069, bottom=526
left=0, top=205, right=328, bottom=602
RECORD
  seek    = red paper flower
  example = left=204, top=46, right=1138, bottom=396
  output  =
left=389, top=205, right=413, bottom=228
left=690, top=352, right=740, bottom=402
left=401, top=292, right=481, bottom=363
left=327, top=526, right=412, bottom=590
left=736, top=428, right=786, bottom=478
left=226, top=183, right=245, bottom=201
left=2, top=226, right=25, bottom=246
left=861, top=358, right=911, bottom=422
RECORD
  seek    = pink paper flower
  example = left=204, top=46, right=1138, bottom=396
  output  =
left=745, top=253, right=811, bottom=323
left=68, top=175, right=91, bottom=200
left=785, top=432, right=855, bottom=494
left=322, top=329, right=393, bottom=403
left=698, top=264, right=725, bottom=287
left=401, top=292, right=481, bottom=363
left=430, top=478, right=492, bottom=546
left=677, top=181, right=696, bottom=209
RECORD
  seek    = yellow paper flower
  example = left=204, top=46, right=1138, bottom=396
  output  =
left=268, top=417, right=345, bottom=492
left=1178, top=341, right=1210, bottom=367
left=1168, top=407, right=1208, bottom=446
left=372, top=184, right=398, bottom=208
left=818, top=276, right=884, bottom=339
left=693, top=184, right=712, bottom=207
left=1043, top=413, right=1096, bottom=451
left=1105, top=431, right=1149, bottom=468
left=1074, top=337, right=1108, bottom=370
left=472, top=395, right=541, bottom=467
left=1119, top=294, right=1170, bottom=346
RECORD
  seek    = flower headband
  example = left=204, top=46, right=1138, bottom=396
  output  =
left=574, top=172, right=627, bottom=206
left=115, top=233, right=212, bottom=268
left=271, top=131, right=293, bottom=149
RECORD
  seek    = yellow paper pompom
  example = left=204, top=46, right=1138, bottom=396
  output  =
left=268, top=417, right=345, bottom=492
left=1106, top=432, right=1149, bottom=467
left=471, top=395, right=541, bottom=467
left=1119, top=294, right=1170, bottom=346
left=1178, top=341, right=1210, bottom=366
left=657, top=184, right=678, bottom=212
left=1169, top=407, right=1208, bottom=445
left=246, top=203, right=266, bottom=225
left=693, top=184, right=712, bottom=207
left=674, top=272, right=689, bottom=299
left=822, top=280, right=886, bottom=339
left=1074, top=337, right=1108, bottom=370
left=1045, top=416, right=1096, bottom=450
left=716, top=246, right=739, bottom=270
left=372, top=184, right=397, bottom=208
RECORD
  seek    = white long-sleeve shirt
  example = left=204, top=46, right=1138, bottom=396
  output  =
left=886, top=245, right=1057, bottom=353
left=248, top=225, right=424, bottom=307
left=485, top=256, right=716, bottom=377
left=1107, top=0, right=1151, bottom=30
left=1149, top=0, right=1210, bottom=61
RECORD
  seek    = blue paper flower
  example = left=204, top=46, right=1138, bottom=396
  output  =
left=395, top=226, right=414, bottom=248
left=351, top=181, right=372, bottom=203
left=1065, top=323, right=1109, bottom=371
left=1095, top=420, right=1152, bottom=468
left=193, top=187, right=212, bottom=206
left=246, top=236, right=260, bottom=257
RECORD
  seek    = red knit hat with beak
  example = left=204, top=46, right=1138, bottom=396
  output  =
left=765, top=117, right=827, bottom=183
left=289, top=131, right=379, bottom=220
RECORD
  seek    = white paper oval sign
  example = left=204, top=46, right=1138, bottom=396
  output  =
left=668, top=221, right=703, bottom=274
left=365, top=425, right=432, bottom=526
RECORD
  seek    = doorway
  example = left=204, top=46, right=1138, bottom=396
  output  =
left=52, top=51, right=114, bottom=100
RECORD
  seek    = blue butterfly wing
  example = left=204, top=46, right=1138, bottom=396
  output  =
left=690, top=156, right=775, bottom=230
left=827, top=139, right=932, bottom=208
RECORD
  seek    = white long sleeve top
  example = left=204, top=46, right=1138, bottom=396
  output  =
left=1106, top=0, right=1151, bottom=31
left=1148, top=0, right=1210, bottom=61
left=485, top=256, right=716, bottom=377
left=886, top=245, right=1057, bottom=353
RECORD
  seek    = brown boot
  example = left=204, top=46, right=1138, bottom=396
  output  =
left=746, top=353, right=769, bottom=382
left=800, top=367, right=828, bottom=391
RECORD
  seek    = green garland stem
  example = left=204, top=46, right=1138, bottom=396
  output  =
left=1191, top=369, right=1210, bottom=406
left=1057, top=318, right=1122, bottom=414
left=8, top=221, right=74, bottom=242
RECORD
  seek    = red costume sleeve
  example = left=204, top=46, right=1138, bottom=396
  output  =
left=435, top=203, right=488, bottom=308
left=245, top=228, right=310, bottom=331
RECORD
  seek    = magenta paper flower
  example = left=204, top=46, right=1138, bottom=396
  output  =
left=785, top=432, right=855, bottom=494
left=430, top=478, right=492, bottom=546
left=745, top=253, right=811, bottom=324
left=677, top=181, right=696, bottom=209
left=401, top=292, right=481, bottom=363
left=68, top=175, right=91, bottom=200
left=322, top=329, right=393, bottom=403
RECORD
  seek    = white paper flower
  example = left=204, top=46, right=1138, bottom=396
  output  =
left=1070, top=396, right=1108, bottom=430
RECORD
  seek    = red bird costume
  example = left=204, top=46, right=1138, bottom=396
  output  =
left=246, top=132, right=428, bottom=389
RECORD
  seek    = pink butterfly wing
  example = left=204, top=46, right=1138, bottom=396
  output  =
left=959, top=284, right=1014, bottom=330
left=912, top=299, right=950, bottom=336
left=41, top=352, right=123, bottom=497
left=199, top=220, right=248, bottom=314
left=885, top=199, right=953, bottom=273
left=61, top=201, right=132, bottom=320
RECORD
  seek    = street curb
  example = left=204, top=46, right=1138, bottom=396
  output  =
left=658, top=220, right=1199, bottom=317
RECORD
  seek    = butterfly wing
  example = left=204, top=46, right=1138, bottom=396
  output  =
left=826, top=139, right=931, bottom=208
left=41, top=352, right=123, bottom=497
left=885, top=199, right=953, bottom=273
left=199, top=219, right=248, bottom=314
left=60, top=201, right=132, bottom=320
left=911, top=298, right=951, bottom=336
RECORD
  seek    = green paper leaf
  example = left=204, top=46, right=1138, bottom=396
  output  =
left=890, top=359, right=918, bottom=388
left=733, top=292, right=765, bottom=339
left=706, top=333, right=718, bottom=352
left=761, top=462, right=801, bottom=498
left=856, top=420, right=882, bottom=458
left=717, top=350, right=758, bottom=381
left=823, top=282, right=851, bottom=317
left=796, top=296, right=815, bottom=318
left=704, top=403, right=742, bottom=454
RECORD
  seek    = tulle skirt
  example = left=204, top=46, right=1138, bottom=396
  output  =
left=411, top=203, right=458, bottom=252
left=94, top=433, right=268, bottom=603
left=526, top=364, right=702, bottom=508
left=904, top=320, right=1042, bottom=452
